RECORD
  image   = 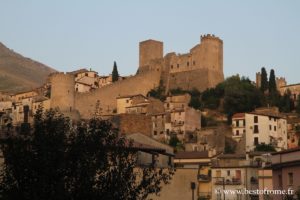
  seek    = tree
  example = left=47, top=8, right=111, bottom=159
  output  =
left=296, top=95, right=300, bottom=115
left=254, top=143, right=276, bottom=152
left=279, top=90, right=294, bottom=113
left=112, top=61, right=119, bottom=82
left=223, top=76, right=262, bottom=120
left=268, top=69, right=277, bottom=93
left=260, top=67, right=268, bottom=92
left=0, top=108, right=174, bottom=200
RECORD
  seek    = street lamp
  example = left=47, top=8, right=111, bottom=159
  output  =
left=191, top=182, right=196, bottom=200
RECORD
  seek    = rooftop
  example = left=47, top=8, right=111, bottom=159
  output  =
left=175, top=151, right=209, bottom=159
left=232, top=113, right=245, bottom=119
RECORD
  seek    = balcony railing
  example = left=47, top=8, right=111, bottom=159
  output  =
left=198, top=174, right=211, bottom=182
left=215, top=178, right=242, bottom=185
left=198, top=192, right=211, bottom=200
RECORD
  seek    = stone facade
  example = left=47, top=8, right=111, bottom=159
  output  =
left=47, top=34, right=223, bottom=119
left=138, top=34, right=224, bottom=91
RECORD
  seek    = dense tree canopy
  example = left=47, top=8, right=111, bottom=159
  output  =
left=0, top=108, right=174, bottom=200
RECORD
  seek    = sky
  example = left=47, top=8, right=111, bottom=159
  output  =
left=1, top=0, right=300, bottom=84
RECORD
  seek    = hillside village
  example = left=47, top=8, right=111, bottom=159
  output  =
left=1, top=35, right=300, bottom=200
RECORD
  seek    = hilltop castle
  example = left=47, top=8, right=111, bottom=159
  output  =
left=49, top=34, right=224, bottom=118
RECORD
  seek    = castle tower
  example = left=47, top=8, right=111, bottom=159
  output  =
left=256, top=72, right=261, bottom=88
left=138, top=39, right=163, bottom=73
left=199, top=34, right=224, bottom=88
left=50, top=73, right=75, bottom=113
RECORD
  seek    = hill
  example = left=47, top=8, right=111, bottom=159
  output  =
left=0, top=42, right=56, bottom=93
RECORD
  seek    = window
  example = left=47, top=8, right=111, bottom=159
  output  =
left=166, top=129, right=170, bottom=135
left=243, top=129, right=246, bottom=134
left=171, top=65, right=173, bottom=69
left=85, top=73, right=88, bottom=76
left=243, top=120, right=245, bottom=126
left=254, top=137, right=259, bottom=145
left=227, top=170, right=230, bottom=176
left=177, top=64, right=179, bottom=68
left=288, top=173, right=293, bottom=186
left=254, top=125, right=259, bottom=133
left=269, top=116, right=272, bottom=121
left=236, top=120, right=239, bottom=127
left=126, top=99, right=129, bottom=103
left=153, top=131, right=157, bottom=135
left=254, top=116, right=258, bottom=123
left=187, top=62, right=189, bottom=66
left=274, top=126, right=276, bottom=131
left=236, top=130, right=239, bottom=136
left=160, top=131, right=164, bottom=135
left=193, top=61, right=196, bottom=65
left=269, top=125, right=272, bottom=131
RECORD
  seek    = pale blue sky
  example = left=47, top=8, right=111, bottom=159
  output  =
left=1, top=0, right=299, bottom=84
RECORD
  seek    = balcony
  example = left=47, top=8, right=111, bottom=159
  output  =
left=214, top=177, right=242, bottom=185
left=198, top=192, right=211, bottom=200
left=198, top=174, right=211, bottom=182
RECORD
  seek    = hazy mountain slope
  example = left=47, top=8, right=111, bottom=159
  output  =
left=0, top=42, right=56, bottom=93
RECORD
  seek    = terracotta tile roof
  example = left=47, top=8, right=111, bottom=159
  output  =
left=272, top=146, right=300, bottom=155
left=175, top=151, right=209, bottom=159
left=232, top=113, right=245, bottom=119
left=217, top=154, right=246, bottom=159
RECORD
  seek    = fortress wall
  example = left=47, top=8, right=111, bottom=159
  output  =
left=75, top=70, right=161, bottom=119
left=168, top=68, right=210, bottom=91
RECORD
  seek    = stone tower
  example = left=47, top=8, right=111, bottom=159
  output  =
left=138, top=39, right=163, bottom=73
left=256, top=72, right=261, bottom=88
left=198, top=34, right=224, bottom=88
left=50, top=72, right=75, bottom=113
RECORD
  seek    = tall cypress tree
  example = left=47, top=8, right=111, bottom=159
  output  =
left=112, top=61, right=119, bottom=82
left=260, top=67, right=268, bottom=92
left=269, top=69, right=277, bottom=93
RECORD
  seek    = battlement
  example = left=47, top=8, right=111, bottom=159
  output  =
left=50, top=72, right=75, bottom=82
left=201, top=34, right=223, bottom=43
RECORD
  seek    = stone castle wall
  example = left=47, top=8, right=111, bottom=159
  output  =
left=138, top=34, right=224, bottom=92
left=74, top=70, right=161, bottom=119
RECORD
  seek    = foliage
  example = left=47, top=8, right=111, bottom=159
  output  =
left=201, top=116, right=218, bottom=127
left=147, top=80, right=166, bottom=101
left=279, top=90, right=294, bottom=112
left=223, top=76, right=262, bottom=119
left=296, top=95, right=300, bottom=115
left=254, top=143, right=276, bottom=152
left=268, top=69, right=277, bottom=93
left=168, top=135, right=184, bottom=152
left=260, top=67, right=268, bottom=92
left=0, top=107, right=174, bottom=200
left=112, top=61, right=119, bottom=82
left=224, top=140, right=235, bottom=154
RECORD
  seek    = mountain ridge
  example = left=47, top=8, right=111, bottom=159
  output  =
left=0, top=42, right=57, bottom=93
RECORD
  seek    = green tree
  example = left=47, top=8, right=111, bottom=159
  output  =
left=0, top=108, right=174, bottom=200
left=260, top=67, right=268, bottom=92
left=254, top=144, right=276, bottom=152
left=279, top=90, right=294, bottom=113
left=147, top=80, right=166, bottom=101
left=112, top=61, right=119, bottom=82
left=296, top=95, right=300, bottom=115
left=223, top=76, right=262, bottom=120
left=268, top=69, right=277, bottom=93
